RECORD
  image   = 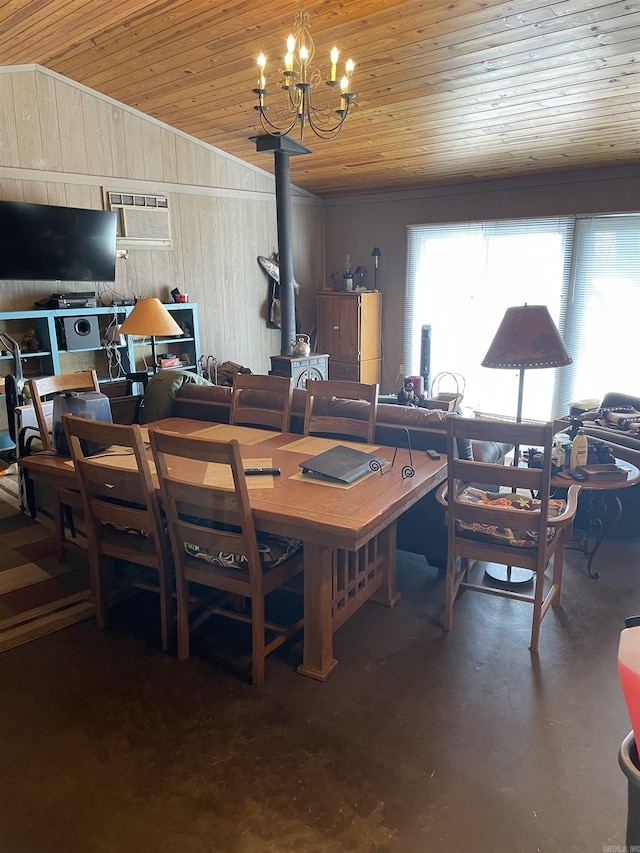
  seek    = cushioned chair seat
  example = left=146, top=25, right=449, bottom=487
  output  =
left=184, top=534, right=301, bottom=570
left=455, top=487, right=567, bottom=548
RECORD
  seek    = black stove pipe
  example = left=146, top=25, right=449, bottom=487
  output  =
left=253, top=135, right=311, bottom=356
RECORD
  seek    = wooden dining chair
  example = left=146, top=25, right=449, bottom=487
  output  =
left=230, top=373, right=293, bottom=432
left=149, top=429, right=303, bottom=685
left=28, top=371, right=101, bottom=451
left=62, top=413, right=174, bottom=652
left=437, top=416, right=580, bottom=652
left=303, top=379, right=379, bottom=443
left=23, top=371, right=102, bottom=558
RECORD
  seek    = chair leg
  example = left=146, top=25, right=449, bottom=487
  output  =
left=90, top=550, right=110, bottom=630
left=251, top=596, right=266, bottom=687
left=157, top=565, right=173, bottom=653
left=52, top=488, right=80, bottom=562
left=529, top=569, right=545, bottom=654
left=444, top=555, right=464, bottom=632
left=53, top=495, right=68, bottom=562
left=176, top=573, right=191, bottom=662
left=24, top=471, right=36, bottom=518
left=551, top=547, right=565, bottom=604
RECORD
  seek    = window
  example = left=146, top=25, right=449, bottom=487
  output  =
left=559, top=215, right=640, bottom=407
left=405, top=214, right=640, bottom=420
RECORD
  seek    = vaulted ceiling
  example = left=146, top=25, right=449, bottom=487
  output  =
left=1, top=0, right=638, bottom=198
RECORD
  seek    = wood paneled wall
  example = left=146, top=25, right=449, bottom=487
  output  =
left=3, top=67, right=638, bottom=394
left=0, top=66, right=324, bottom=375
left=323, top=165, right=640, bottom=392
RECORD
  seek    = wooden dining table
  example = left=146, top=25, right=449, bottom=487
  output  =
left=20, top=417, right=447, bottom=680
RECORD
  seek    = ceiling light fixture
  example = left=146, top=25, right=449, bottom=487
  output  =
left=253, top=1, right=357, bottom=141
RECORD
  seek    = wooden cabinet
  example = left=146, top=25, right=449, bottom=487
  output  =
left=316, top=291, right=382, bottom=384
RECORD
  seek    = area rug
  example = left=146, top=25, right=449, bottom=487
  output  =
left=0, top=457, right=19, bottom=500
left=0, top=493, right=94, bottom=651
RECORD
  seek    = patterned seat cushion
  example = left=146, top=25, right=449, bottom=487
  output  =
left=184, top=534, right=302, bottom=570
left=104, top=518, right=302, bottom=571
left=455, top=486, right=567, bottom=548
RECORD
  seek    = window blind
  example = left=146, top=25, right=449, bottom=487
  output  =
left=558, top=214, right=640, bottom=406
left=405, top=217, right=575, bottom=420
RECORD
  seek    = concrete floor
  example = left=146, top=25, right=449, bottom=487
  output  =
left=0, top=524, right=638, bottom=852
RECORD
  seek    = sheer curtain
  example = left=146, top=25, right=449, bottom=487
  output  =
left=405, top=217, right=575, bottom=420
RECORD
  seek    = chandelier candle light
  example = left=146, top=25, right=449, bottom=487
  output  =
left=253, top=1, right=357, bottom=141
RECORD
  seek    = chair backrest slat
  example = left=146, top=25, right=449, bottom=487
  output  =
left=446, top=416, right=554, bottom=566
left=29, top=370, right=100, bottom=450
left=63, top=414, right=162, bottom=538
left=230, top=374, right=293, bottom=432
left=62, top=412, right=173, bottom=650
left=149, top=429, right=264, bottom=591
left=303, top=380, right=378, bottom=443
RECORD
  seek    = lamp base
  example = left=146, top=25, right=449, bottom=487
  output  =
left=484, top=564, right=534, bottom=585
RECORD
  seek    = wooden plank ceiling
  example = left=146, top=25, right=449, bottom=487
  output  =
left=0, top=0, right=638, bottom=198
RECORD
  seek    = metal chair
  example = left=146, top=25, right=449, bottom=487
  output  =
left=0, top=332, right=25, bottom=458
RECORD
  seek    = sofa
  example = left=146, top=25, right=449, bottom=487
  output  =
left=571, top=392, right=640, bottom=467
left=157, top=377, right=512, bottom=570
left=567, top=392, right=640, bottom=534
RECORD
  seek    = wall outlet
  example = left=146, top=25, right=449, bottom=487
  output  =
left=399, top=364, right=405, bottom=376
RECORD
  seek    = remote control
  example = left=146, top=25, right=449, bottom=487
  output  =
left=426, top=449, right=441, bottom=460
left=244, top=467, right=281, bottom=476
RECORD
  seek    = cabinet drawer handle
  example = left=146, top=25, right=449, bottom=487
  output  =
left=333, top=325, right=339, bottom=330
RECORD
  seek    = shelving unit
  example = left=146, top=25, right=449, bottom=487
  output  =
left=0, top=303, right=200, bottom=444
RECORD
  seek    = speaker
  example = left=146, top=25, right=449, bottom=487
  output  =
left=420, top=324, right=432, bottom=396
left=60, top=315, right=101, bottom=350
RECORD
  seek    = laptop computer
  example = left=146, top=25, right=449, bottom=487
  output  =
left=299, top=444, right=386, bottom=485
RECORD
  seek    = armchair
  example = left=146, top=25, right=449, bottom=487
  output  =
left=438, top=416, right=579, bottom=652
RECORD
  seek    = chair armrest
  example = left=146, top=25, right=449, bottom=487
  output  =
left=435, top=481, right=448, bottom=508
left=547, top=484, right=581, bottom=527
left=436, top=481, right=580, bottom=526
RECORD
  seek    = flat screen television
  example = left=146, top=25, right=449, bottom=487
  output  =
left=0, top=201, right=117, bottom=282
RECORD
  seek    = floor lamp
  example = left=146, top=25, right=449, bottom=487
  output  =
left=371, top=247, right=381, bottom=291
left=481, top=303, right=572, bottom=583
left=118, top=298, right=184, bottom=374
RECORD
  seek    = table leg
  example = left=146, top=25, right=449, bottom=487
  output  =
left=371, top=521, right=402, bottom=608
left=296, top=541, right=339, bottom=681
left=570, top=491, right=623, bottom=580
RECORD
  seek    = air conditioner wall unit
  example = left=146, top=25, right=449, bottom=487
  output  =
left=105, top=191, right=171, bottom=247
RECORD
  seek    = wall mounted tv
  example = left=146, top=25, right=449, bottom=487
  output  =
left=0, top=201, right=117, bottom=282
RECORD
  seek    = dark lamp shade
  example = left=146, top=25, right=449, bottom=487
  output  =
left=482, top=305, right=572, bottom=370
left=118, top=298, right=183, bottom=337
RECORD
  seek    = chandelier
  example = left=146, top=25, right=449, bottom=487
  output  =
left=253, top=1, right=357, bottom=142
